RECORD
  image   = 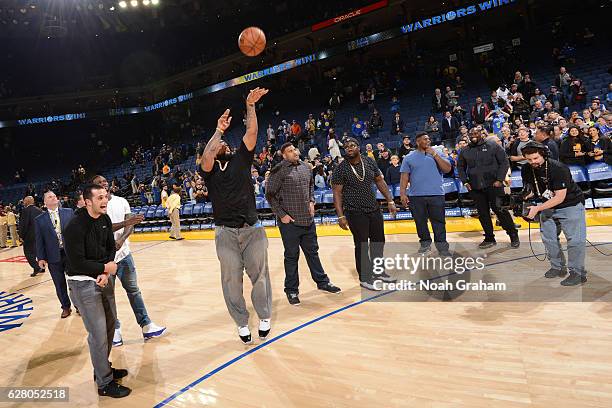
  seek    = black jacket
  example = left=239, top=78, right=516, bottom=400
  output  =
left=18, top=205, right=43, bottom=244
left=541, top=137, right=560, bottom=161
left=458, top=139, right=510, bottom=190
left=63, top=208, right=116, bottom=279
left=588, top=136, right=612, bottom=166
left=559, top=135, right=592, bottom=166
left=441, top=116, right=460, bottom=139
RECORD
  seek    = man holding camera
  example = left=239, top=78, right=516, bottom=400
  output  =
left=458, top=128, right=520, bottom=249
left=521, top=142, right=587, bottom=286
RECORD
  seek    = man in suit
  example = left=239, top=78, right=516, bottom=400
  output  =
left=35, top=190, right=74, bottom=318
left=441, top=111, right=460, bottom=141
left=19, top=196, right=44, bottom=276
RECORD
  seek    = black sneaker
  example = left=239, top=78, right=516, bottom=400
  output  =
left=258, top=319, right=271, bottom=340
left=509, top=234, right=520, bottom=248
left=94, top=367, right=129, bottom=381
left=560, top=273, right=587, bottom=286
left=286, top=292, right=301, bottom=305
left=318, top=283, right=341, bottom=294
left=98, top=380, right=131, bottom=398
left=478, top=239, right=497, bottom=249
left=238, top=326, right=252, bottom=345
left=544, top=267, right=568, bottom=278
left=376, top=271, right=396, bottom=283
left=360, top=280, right=383, bottom=291
left=417, top=245, right=431, bottom=255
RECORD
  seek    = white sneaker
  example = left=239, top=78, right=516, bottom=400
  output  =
left=258, top=319, right=271, bottom=340
left=238, top=326, right=252, bottom=345
left=142, top=322, right=167, bottom=340
left=112, top=329, right=123, bottom=347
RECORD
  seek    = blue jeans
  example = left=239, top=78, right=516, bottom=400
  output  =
left=539, top=203, right=586, bottom=276
left=113, top=254, right=151, bottom=329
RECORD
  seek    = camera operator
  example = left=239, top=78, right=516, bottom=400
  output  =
left=521, top=142, right=587, bottom=286
left=458, top=128, right=520, bottom=249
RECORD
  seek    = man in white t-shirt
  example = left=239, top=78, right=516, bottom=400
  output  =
left=93, top=175, right=167, bottom=346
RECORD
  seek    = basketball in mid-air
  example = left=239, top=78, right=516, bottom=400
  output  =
left=238, top=27, right=266, bottom=57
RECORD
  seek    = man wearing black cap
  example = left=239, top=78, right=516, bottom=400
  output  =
left=198, top=88, right=272, bottom=345
left=331, top=137, right=398, bottom=290
left=534, top=125, right=560, bottom=160
left=458, top=128, right=520, bottom=249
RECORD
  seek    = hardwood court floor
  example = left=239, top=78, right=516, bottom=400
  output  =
left=0, top=226, right=611, bottom=408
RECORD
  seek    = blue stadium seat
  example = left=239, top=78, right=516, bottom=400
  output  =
left=255, top=197, right=264, bottom=210
left=314, top=190, right=323, bottom=204
left=442, top=178, right=458, bottom=194
left=375, top=187, right=392, bottom=200
left=203, top=203, right=213, bottom=214
left=145, top=207, right=157, bottom=219
left=193, top=203, right=204, bottom=216
left=322, top=191, right=334, bottom=204
left=568, top=165, right=588, bottom=183
left=586, top=162, right=612, bottom=182
left=182, top=203, right=194, bottom=217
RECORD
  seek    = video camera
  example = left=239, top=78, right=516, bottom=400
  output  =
left=496, top=184, right=543, bottom=222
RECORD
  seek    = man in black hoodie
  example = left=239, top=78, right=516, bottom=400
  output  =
left=458, top=129, right=520, bottom=249
left=63, top=184, right=131, bottom=398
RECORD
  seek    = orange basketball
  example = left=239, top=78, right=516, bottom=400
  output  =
left=238, top=27, right=266, bottom=57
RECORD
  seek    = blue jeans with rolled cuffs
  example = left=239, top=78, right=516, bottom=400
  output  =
left=539, top=203, right=586, bottom=276
left=215, top=224, right=272, bottom=327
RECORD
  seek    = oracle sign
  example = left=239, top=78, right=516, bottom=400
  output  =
left=312, top=0, right=388, bottom=31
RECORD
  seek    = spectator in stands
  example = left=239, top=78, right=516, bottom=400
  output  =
left=314, top=166, right=327, bottom=189
left=548, top=86, right=568, bottom=113
left=305, top=114, right=316, bottom=141
left=308, top=144, right=320, bottom=162
left=508, top=127, right=532, bottom=170
left=138, top=184, right=149, bottom=206
left=160, top=185, right=168, bottom=208
left=386, top=155, right=401, bottom=186
left=534, top=125, right=560, bottom=160
left=445, top=86, right=458, bottom=110
left=329, top=92, right=342, bottom=109
left=369, top=109, right=383, bottom=136
left=471, top=96, right=490, bottom=126
left=555, top=66, right=573, bottom=101
left=390, top=96, right=400, bottom=114
left=571, top=78, right=588, bottom=108
left=431, top=88, right=447, bottom=113
left=518, top=73, right=537, bottom=100
left=328, top=133, right=342, bottom=161
left=290, top=120, right=302, bottom=140
left=267, top=124, right=276, bottom=145
left=442, top=111, right=460, bottom=141
left=560, top=125, right=591, bottom=166
left=486, top=107, right=510, bottom=136
left=487, top=90, right=501, bottom=111
left=364, top=144, right=376, bottom=160
left=165, top=186, right=183, bottom=240
left=587, top=126, right=612, bottom=165
left=530, top=88, right=547, bottom=107
left=424, top=116, right=441, bottom=142
left=589, top=99, right=603, bottom=120
left=375, top=143, right=386, bottom=160
left=351, top=116, right=365, bottom=139
left=0, top=206, right=7, bottom=248
left=359, top=91, right=367, bottom=109
left=530, top=100, right=546, bottom=122
left=458, top=129, right=520, bottom=249
left=596, top=114, right=612, bottom=137
left=194, top=181, right=208, bottom=203
left=398, top=135, right=414, bottom=162
left=390, top=112, right=404, bottom=136
left=376, top=150, right=391, bottom=178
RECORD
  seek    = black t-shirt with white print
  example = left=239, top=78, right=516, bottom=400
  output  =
left=330, top=157, right=382, bottom=213
left=520, top=158, right=584, bottom=209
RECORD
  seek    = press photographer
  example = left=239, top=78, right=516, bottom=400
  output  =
left=521, top=142, right=587, bottom=286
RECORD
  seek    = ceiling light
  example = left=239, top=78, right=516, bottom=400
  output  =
left=110, top=6, right=115, bottom=10
left=119, top=1, right=127, bottom=8
left=151, top=0, right=159, bottom=5
left=130, top=0, right=138, bottom=7
left=143, top=0, right=150, bottom=5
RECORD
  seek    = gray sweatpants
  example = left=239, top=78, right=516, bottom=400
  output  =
left=68, top=279, right=117, bottom=389
left=215, top=225, right=272, bottom=327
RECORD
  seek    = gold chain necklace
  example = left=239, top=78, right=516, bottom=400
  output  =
left=216, top=160, right=229, bottom=172
left=349, top=159, right=365, bottom=182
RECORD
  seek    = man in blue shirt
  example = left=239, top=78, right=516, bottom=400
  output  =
left=400, top=132, right=452, bottom=255
left=351, top=116, right=365, bottom=138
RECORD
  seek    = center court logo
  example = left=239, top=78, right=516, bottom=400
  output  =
left=0, top=291, right=33, bottom=333
left=373, top=254, right=485, bottom=275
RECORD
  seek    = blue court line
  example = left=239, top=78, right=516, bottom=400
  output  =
left=153, top=242, right=612, bottom=407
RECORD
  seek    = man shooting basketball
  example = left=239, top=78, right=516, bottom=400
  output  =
left=198, top=87, right=272, bottom=345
